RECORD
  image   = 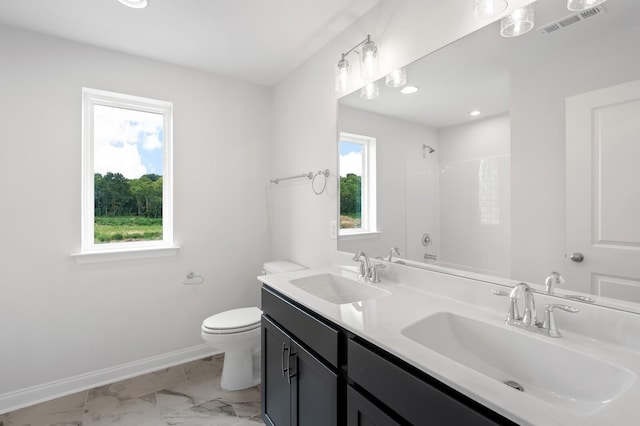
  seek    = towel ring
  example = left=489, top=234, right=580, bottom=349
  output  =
left=312, top=170, right=329, bottom=195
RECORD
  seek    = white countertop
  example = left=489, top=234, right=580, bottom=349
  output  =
left=258, top=265, right=640, bottom=426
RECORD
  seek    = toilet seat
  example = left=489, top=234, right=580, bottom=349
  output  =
left=202, top=307, right=262, bottom=335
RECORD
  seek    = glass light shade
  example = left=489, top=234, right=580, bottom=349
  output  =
left=567, top=0, right=607, bottom=11
left=474, top=0, right=508, bottom=19
left=500, top=5, right=535, bottom=38
left=385, top=68, right=407, bottom=88
left=335, top=58, right=352, bottom=93
left=360, top=81, right=379, bottom=100
left=360, top=40, right=380, bottom=80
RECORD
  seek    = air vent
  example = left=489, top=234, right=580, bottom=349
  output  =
left=540, top=5, right=606, bottom=35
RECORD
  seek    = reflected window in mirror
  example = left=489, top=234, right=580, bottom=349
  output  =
left=339, top=132, right=377, bottom=236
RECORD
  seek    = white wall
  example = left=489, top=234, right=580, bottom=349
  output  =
left=270, top=0, right=534, bottom=267
left=438, top=114, right=511, bottom=276
left=0, top=25, right=271, bottom=411
left=337, top=105, right=437, bottom=258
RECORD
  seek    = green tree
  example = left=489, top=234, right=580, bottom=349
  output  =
left=340, top=173, right=361, bottom=215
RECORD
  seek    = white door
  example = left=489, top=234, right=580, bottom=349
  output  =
left=566, top=79, right=640, bottom=302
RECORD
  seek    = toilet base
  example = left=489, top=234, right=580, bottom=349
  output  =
left=220, top=348, right=261, bottom=391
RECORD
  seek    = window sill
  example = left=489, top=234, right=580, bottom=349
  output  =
left=338, top=230, right=381, bottom=241
left=71, top=245, right=180, bottom=264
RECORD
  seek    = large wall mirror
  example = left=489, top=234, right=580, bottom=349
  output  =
left=337, top=0, right=640, bottom=312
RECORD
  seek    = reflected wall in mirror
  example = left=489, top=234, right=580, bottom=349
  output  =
left=337, top=0, right=640, bottom=310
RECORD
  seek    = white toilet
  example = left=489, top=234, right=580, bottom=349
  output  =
left=201, top=261, right=305, bottom=391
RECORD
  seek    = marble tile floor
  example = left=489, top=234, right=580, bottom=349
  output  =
left=0, top=354, right=264, bottom=426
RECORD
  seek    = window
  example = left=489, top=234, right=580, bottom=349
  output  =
left=338, top=132, right=377, bottom=235
left=80, top=88, right=174, bottom=256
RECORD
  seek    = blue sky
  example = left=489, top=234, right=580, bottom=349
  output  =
left=93, top=105, right=164, bottom=179
left=339, top=141, right=363, bottom=177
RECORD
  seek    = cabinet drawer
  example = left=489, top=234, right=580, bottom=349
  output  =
left=348, top=339, right=515, bottom=426
left=262, top=286, right=340, bottom=368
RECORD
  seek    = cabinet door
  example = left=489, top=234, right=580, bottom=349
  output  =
left=262, top=316, right=292, bottom=426
left=347, top=386, right=400, bottom=426
left=291, top=340, right=339, bottom=426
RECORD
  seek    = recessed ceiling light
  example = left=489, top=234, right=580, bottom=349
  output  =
left=401, top=85, right=419, bottom=94
left=118, top=0, right=148, bottom=9
left=469, top=110, right=481, bottom=117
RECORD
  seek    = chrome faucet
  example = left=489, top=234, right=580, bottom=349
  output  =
left=387, top=247, right=401, bottom=262
left=352, top=252, right=371, bottom=281
left=507, top=283, right=539, bottom=327
left=493, top=283, right=578, bottom=338
left=544, top=271, right=565, bottom=295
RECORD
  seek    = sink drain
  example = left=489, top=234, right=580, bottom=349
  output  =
left=504, top=380, right=524, bottom=392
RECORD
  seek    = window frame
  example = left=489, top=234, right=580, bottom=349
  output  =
left=79, top=88, right=174, bottom=256
left=338, top=132, right=377, bottom=236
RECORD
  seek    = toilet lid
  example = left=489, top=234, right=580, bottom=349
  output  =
left=202, top=307, right=262, bottom=333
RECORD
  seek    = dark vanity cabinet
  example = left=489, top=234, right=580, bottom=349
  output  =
left=261, top=287, right=340, bottom=426
left=261, top=286, right=516, bottom=426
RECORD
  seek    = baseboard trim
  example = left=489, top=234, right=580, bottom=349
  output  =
left=0, top=344, right=220, bottom=415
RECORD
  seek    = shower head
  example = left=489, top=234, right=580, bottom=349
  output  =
left=422, top=144, right=435, bottom=154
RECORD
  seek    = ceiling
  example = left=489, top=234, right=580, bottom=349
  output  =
left=0, top=0, right=381, bottom=86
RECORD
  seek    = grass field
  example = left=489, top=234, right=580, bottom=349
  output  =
left=340, top=214, right=361, bottom=229
left=95, top=216, right=162, bottom=243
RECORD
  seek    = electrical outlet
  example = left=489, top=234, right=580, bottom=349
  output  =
left=329, top=220, right=337, bottom=240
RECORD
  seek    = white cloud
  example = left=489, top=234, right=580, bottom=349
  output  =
left=142, top=134, right=162, bottom=151
left=339, top=151, right=363, bottom=177
left=95, top=143, right=146, bottom=179
left=93, top=105, right=163, bottom=178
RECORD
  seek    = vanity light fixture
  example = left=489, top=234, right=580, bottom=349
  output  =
left=473, top=0, right=508, bottom=19
left=360, top=81, right=380, bottom=100
left=118, top=0, right=148, bottom=8
left=335, top=35, right=380, bottom=93
left=401, top=85, right=419, bottom=94
left=567, top=0, right=607, bottom=11
left=500, top=4, right=535, bottom=37
left=469, top=110, right=482, bottom=117
left=386, top=68, right=407, bottom=88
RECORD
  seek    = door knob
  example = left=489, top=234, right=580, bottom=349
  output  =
left=569, top=252, right=584, bottom=263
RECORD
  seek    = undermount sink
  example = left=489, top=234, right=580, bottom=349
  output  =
left=401, top=312, right=635, bottom=415
left=289, top=273, right=390, bottom=304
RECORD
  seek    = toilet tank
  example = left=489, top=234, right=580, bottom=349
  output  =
left=262, top=261, right=306, bottom=275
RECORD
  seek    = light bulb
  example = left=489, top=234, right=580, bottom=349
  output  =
left=360, top=81, right=379, bottom=100
left=567, top=0, right=607, bottom=11
left=474, top=0, right=508, bottom=19
left=360, top=40, right=380, bottom=80
left=500, top=4, right=535, bottom=38
left=385, top=68, right=407, bottom=88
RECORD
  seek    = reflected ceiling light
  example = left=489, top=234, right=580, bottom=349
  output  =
left=500, top=4, right=535, bottom=37
left=360, top=81, right=379, bottom=100
left=470, top=110, right=482, bottom=117
left=474, top=0, right=508, bottom=19
left=335, top=35, right=380, bottom=93
left=400, top=85, right=419, bottom=94
left=386, top=68, right=407, bottom=88
left=567, top=0, right=607, bottom=11
left=118, top=0, right=148, bottom=8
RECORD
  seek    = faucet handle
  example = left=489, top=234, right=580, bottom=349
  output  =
left=370, top=263, right=386, bottom=283
left=543, top=304, right=579, bottom=337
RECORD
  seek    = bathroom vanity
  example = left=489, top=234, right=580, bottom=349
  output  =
left=259, top=263, right=640, bottom=426
left=261, top=285, right=514, bottom=425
